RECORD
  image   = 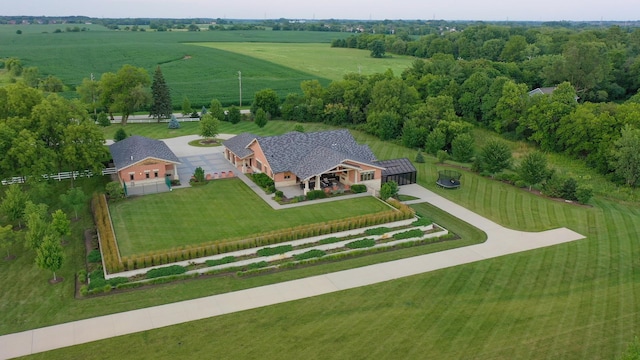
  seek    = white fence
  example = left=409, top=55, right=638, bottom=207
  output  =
left=1, top=167, right=117, bottom=185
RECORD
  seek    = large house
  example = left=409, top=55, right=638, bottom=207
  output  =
left=223, top=129, right=386, bottom=194
left=109, top=135, right=180, bottom=189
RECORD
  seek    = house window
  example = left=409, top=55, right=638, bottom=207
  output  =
left=154, top=171, right=159, bottom=178
left=360, top=171, right=374, bottom=181
left=284, top=174, right=291, bottom=180
left=129, top=172, right=135, bottom=181
left=144, top=170, right=150, bottom=179
left=256, top=160, right=262, bottom=171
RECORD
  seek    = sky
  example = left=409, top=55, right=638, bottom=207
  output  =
left=4, top=0, right=640, bottom=21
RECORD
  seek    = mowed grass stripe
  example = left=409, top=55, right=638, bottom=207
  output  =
left=110, top=178, right=390, bottom=256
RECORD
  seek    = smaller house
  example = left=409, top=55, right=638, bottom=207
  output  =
left=109, top=136, right=180, bottom=189
left=528, top=87, right=557, bottom=96
left=374, top=158, right=417, bottom=185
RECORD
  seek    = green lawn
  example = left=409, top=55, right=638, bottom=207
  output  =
left=195, top=42, right=415, bottom=81
left=110, top=178, right=391, bottom=256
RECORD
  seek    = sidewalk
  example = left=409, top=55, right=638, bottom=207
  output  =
left=0, top=182, right=585, bottom=359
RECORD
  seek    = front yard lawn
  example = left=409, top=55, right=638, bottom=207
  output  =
left=109, top=178, right=391, bottom=257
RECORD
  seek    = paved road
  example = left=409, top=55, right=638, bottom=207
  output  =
left=0, top=180, right=584, bottom=359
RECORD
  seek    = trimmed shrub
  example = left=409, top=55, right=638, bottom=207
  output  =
left=392, top=229, right=424, bottom=240
left=251, top=173, right=274, bottom=188
left=345, top=238, right=376, bottom=249
left=576, top=185, right=593, bottom=204
left=294, top=249, right=326, bottom=261
left=319, top=237, right=341, bottom=244
left=306, top=189, right=327, bottom=200
left=257, top=245, right=293, bottom=257
left=146, top=265, right=187, bottom=279
left=247, top=261, right=269, bottom=269
left=365, top=227, right=391, bottom=236
left=412, top=216, right=432, bottom=226
left=350, top=184, right=367, bottom=193
left=205, top=256, right=236, bottom=267
left=87, top=249, right=101, bottom=263
left=77, top=269, right=87, bottom=283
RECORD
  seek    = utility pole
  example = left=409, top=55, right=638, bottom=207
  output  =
left=238, top=71, right=242, bottom=107
left=90, top=73, right=97, bottom=119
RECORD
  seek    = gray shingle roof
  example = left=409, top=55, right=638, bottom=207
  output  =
left=257, top=129, right=380, bottom=180
left=222, top=132, right=257, bottom=159
left=109, top=135, right=180, bottom=171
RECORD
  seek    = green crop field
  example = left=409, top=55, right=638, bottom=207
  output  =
left=110, top=179, right=391, bottom=256
left=0, top=26, right=415, bottom=109
left=195, top=42, right=415, bottom=80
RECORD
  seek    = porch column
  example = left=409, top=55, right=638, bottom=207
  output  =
left=314, top=175, right=321, bottom=190
left=173, top=164, right=178, bottom=180
left=304, top=180, right=310, bottom=195
left=242, top=159, right=247, bottom=173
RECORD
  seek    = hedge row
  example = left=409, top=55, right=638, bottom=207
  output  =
left=119, top=200, right=415, bottom=271
left=92, top=194, right=124, bottom=273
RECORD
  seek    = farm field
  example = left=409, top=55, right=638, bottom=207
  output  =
left=0, top=27, right=412, bottom=108
left=110, top=178, right=392, bottom=256
left=194, top=42, right=416, bottom=80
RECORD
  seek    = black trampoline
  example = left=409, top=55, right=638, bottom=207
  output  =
left=436, top=170, right=462, bottom=189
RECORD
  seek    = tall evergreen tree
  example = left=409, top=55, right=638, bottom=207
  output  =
left=149, top=66, right=172, bottom=121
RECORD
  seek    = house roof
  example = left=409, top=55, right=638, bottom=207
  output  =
left=528, top=87, right=557, bottom=96
left=226, top=129, right=380, bottom=180
left=374, top=158, right=416, bottom=177
left=109, top=135, right=180, bottom=171
left=222, top=132, right=257, bottom=159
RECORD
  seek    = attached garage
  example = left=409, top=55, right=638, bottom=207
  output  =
left=375, top=158, right=417, bottom=185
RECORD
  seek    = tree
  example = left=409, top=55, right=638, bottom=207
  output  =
left=415, top=150, right=425, bottom=163
left=494, top=81, right=528, bottom=134
left=114, top=128, right=128, bottom=142
left=59, top=187, right=87, bottom=220
left=517, top=151, right=549, bottom=190
left=227, top=105, right=241, bottom=124
left=479, top=140, right=512, bottom=176
left=254, top=108, right=268, bottom=128
left=36, top=234, right=64, bottom=282
left=62, top=120, right=108, bottom=184
left=168, top=114, right=180, bottom=129
left=24, top=201, right=49, bottom=250
left=47, top=210, right=70, bottom=250
left=199, top=113, right=219, bottom=140
left=149, top=66, right=172, bottom=121
left=76, top=77, right=101, bottom=118
left=612, top=125, right=640, bottom=187
left=369, top=40, right=386, bottom=58
left=424, top=128, right=446, bottom=155
left=181, top=96, right=192, bottom=116
left=97, top=112, right=110, bottom=127
left=451, top=133, right=475, bottom=162
left=99, top=65, right=151, bottom=125
left=379, top=181, right=399, bottom=200
left=209, top=99, right=225, bottom=122
left=251, top=88, right=280, bottom=117
left=0, top=184, right=29, bottom=228
left=0, top=224, right=14, bottom=259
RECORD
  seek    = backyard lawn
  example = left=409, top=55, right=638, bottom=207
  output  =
left=109, top=178, right=392, bottom=256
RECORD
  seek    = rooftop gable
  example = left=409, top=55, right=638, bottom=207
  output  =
left=109, top=135, right=180, bottom=170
